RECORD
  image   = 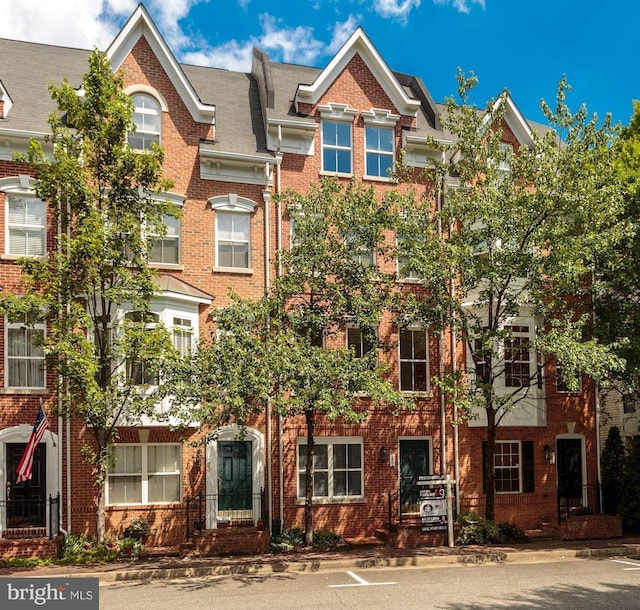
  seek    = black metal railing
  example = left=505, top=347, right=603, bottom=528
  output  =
left=0, top=494, right=60, bottom=538
left=387, top=485, right=457, bottom=531
left=186, top=489, right=266, bottom=541
left=557, top=481, right=602, bottom=524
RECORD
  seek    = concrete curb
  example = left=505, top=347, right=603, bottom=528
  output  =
left=89, top=544, right=640, bottom=583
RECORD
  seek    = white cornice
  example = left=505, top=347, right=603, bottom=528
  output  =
left=295, top=28, right=420, bottom=117
left=106, top=5, right=215, bottom=125
left=486, top=92, right=535, bottom=149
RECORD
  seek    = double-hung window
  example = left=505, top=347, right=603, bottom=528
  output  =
left=297, top=438, right=363, bottom=500
left=172, top=317, right=193, bottom=357
left=399, top=326, right=428, bottom=392
left=210, top=194, right=257, bottom=272
left=126, top=311, right=160, bottom=386
left=6, top=318, right=46, bottom=389
left=7, top=195, right=46, bottom=256
left=482, top=440, right=534, bottom=494
left=347, top=326, right=375, bottom=358
left=322, top=120, right=352, bottom=174
left=150, top=214, right=180, bottom=265
left=129, top=94, right=161, bottom=150
left=107, top=444, right=181, bottom=505
left=504, top=325, right=531, bottom=388
left=397, top=235, right=420, bottom=280
left=365, top=125, right=394, bottom=178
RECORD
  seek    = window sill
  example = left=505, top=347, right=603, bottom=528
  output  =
left=1, top=254, right=46, bottom=261
left=295, top=496, right=366, bottom=506
left=401, top=390, right=431, bottom=398
left=214, top=266, right=254, bottom=275
left=397, top=278, right=422, bottom=284
left=363, top=175, right=391, bottom=183
left=150, top=263, right=184, bottom=271
left=320, top=171, right=353, bottom=179
left=106, top=502, right=183, bottom=509
left=0, top=388, right=48, bottom=395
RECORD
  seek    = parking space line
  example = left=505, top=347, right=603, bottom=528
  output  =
left=608, top=559, right=640, bottom=570
left=328, top=571, right=397, bottom=588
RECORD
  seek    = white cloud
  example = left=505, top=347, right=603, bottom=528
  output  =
left=373, top=0, right=421, bottom=23
left=183, top=40, right=255, bottom=73
left=432, top=0, right=486, bottom=14
left=0, top=0, right=130, bottom=49
left=326, top=15, right=360, bottom=55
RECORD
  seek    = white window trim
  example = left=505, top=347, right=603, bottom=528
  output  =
left=398, top=324, right=429, bottom=394
left=319, top=103, right=356, bottom=177
left=494, top=440, right=523, bottom=494
left=106, top=443, right=182, bottom=506
left=127, top=91, right=163, bottom=149
left=362, top=109, right=398, bottom=181
left=210, top=194, right=257, bottom=273
left=297, top=436, right=364, bottom=503
left=5, top=317, right=46, bottom=390
left=1, top=176, right=46, bottom=259
left=346, top=324, right=376, bottom=358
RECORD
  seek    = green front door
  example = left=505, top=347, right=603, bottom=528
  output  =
left=399, top=439, right=431, bottom=513
left=217, top=440, right=252, bottom=511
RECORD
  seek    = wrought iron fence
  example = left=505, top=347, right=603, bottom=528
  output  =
left=557, top=482, right=602, bottom=524
left=186, top=489, right=266, bottom=541
left=0, top=494, right=60, bottom=539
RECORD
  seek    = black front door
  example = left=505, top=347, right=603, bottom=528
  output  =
left=217, top=440, right=252, bottom=511
left=557, top=438, right=583, bottom=500
left=6, top=443, right=46, bottom=527
left=399, top=439, right=431, bottom=513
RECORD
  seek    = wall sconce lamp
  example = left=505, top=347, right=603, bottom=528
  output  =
left=543, top=445, right=556, bottom=464
left=379, top=447, right=388, bottom=463
left=195, top=448, right=204, bottom=469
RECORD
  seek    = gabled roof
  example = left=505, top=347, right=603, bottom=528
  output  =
left=0, top=79, right=13, bottom=118
left=486, top=91, right=535, bottom=148
left=294, top=28, right=421, bottom=118
left=106, top=3, right=215, bottom=125
left=154, top=274, right=213, bottom=305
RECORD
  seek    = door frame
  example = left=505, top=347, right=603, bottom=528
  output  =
left=398, top=436, right=433, bottom=513
left=555, top=433, right=587, bottom=505
left=0, top=424, right=59, bottom=536
left=205, top=424, right=264, bottom=528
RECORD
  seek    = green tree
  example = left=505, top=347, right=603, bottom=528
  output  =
left=1, top=50, right=176, bottom=541
left=164, top=179, right=409, bottom=545
left=619, top=433, right=640, bottom=532
left=595, top=101, right=640, bottom=402
left=601, top=426, right=626, bottom=514
left=401, top=73, right=625, bottom=521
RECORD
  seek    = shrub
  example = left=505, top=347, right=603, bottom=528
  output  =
left=123, top=518, right=151, bottom=542
left=456, top=512, right=526, bottom=545
left=58, top=534, right=119, bottom=564
left=270, top=527, right=343, bottom=553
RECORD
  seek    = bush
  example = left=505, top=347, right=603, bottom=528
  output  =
left=58, top=534, right=119, bottom=564
left=123, top=518, right=150, bottom=542
left=456, top=512, right=526, bottom=545
left=269, top=527, right=343, bottom=553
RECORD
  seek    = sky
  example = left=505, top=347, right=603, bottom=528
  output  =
left=1, top=0, right=637, bottom=127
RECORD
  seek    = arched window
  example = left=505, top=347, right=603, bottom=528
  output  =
left=129, top=94, right=161, bottom=149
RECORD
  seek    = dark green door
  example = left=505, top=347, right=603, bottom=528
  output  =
left=557, top=438, right=583, bottom=500
left=6, top=443, right=46, bottom=527
left=217, top=440, right=252, bottom=511
left=399, top=439, right=431, bottom=512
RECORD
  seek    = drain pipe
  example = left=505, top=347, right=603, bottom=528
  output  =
left=263, top=163, right=273, bottom=529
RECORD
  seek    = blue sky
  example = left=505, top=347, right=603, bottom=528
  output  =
left=2, top=0, right=637, bottom=127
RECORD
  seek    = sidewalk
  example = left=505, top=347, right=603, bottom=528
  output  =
left=3, top=537, right=640, bottom=584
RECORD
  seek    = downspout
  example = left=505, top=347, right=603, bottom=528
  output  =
left=437, top=170, right=446, bottom=477
left=593, top=270, right=602, bottom=505
left=263, top=165, right=273, bottom=530
left=276, top=123, right=285, bottom=527
left=57, top=191, right=64, bottom=534
left=66, top=196, right=72, bottom=532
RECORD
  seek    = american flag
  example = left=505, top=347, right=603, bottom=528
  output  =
left=16, top=404, right=48, bottom=483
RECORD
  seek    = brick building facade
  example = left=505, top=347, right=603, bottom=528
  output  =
left=0, top=5, right=602, bottom=552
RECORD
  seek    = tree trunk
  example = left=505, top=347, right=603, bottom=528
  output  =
left=304, top=409, right=315, bottom=547
left=95, top=432, right=109, bottom=544
left=485, top=407, right=497, bottom=522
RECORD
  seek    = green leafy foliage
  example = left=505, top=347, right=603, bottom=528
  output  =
left=0, top=49, right=175, bottom=542
left=619, top=435, right=640, bottom=533
left=601, top=426, right=626, bottom=514
left=456, top=512, right=527, bottom=545
left=398, top=72, right=626, bottom=521
left=269, top=527, right=343, bottom=553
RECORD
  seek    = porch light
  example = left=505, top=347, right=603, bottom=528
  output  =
left=379, top=447, right=388, bottom=463
left=543, top=444, right=555, bottom=464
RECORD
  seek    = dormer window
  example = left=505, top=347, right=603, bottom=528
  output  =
left=129, top=94, right=161, bottom=150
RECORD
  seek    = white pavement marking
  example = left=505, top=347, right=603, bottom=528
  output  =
left=608, top=559, right=640, bottom=570
left=328, top=571, right=397, bottom=588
